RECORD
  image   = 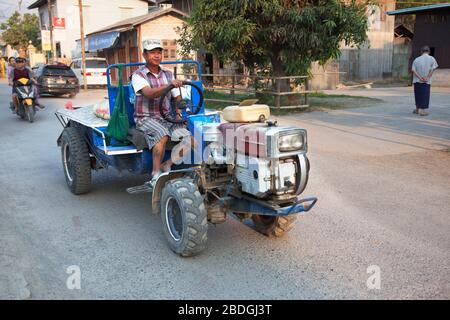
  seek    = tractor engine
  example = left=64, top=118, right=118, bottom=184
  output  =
left=202, top=119, right=309, bottom=202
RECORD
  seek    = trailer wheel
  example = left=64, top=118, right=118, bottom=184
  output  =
left=161, top=178, right=208, bottom=257
left=61, top=126, right=91, bottom=194
left=251, top=214, right=297, bottom=237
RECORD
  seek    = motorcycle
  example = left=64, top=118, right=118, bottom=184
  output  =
left=11, top=78, right=37, bottom=123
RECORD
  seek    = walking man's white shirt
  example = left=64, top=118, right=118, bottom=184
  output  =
left=412, top=53, right=438, bottom=84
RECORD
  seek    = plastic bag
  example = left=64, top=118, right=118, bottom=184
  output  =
left=105, top=66, right=129, bottom=145
left=93, top=99, right=110, bottom=120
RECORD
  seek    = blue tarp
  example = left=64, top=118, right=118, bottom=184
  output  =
left=87, top=31, right=120, bottom=51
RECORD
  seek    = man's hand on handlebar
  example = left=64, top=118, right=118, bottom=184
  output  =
left=171, top=79, right=183, bottom=88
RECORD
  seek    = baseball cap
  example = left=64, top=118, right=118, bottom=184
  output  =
left=142, top=39, right=163, bottom=52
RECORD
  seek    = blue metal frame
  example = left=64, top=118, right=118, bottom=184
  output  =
left=106, top=60, right=203, bottom=87
left=220, top=194, right=318, bottom=217
left=87, top=60, right=217, bottom=175
left=105, top=60, right=205, bottom=127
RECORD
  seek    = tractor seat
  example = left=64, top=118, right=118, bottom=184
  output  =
left=123, top=82, right=190, bottom=150
left=127, top=128, right=148, bottom=150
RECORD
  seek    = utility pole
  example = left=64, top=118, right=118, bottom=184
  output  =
left=78, top=0, right=87, bottom=90
left=47, top=0, right=54, bottom=62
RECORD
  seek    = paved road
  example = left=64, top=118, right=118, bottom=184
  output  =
left=0, top=80, right=449, bottom=299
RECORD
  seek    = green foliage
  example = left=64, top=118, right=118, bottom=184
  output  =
left=1, top=11, right=41, bottom=50
left=180, top=0, right=372, bottom=78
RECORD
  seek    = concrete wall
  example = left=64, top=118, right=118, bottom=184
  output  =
left=103, top=13, right=186, bottom=78
left=432, top=69, right=450, bottom=87
left=140, top=13, right=185, bottom=74
left=310, top=61, right=340, bottom=90
left=392, top=37, right=412, bottom=78
left=38, top=0, right=149, bottom=59
left=139, top=14, right=184, bottom=51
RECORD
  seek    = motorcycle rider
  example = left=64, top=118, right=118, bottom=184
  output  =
left=10, top=57, right=44, bottom=113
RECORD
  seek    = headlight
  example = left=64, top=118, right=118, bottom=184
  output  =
left=278, top=133, right=304, bottom=152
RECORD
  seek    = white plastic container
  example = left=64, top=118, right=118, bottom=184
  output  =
left=203, top=123, right=222, bottom=142
left=222, top=104, right=270, bottom=123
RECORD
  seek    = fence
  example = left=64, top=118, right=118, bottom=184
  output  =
left=175, top=71, right=312, bottom=111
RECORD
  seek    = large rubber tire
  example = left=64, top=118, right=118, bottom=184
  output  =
left=60, top=127, right=91, bottom=195
left=161, top=178, right=208, bottom=257
left=26, top=106, right=35, bottom=123
left=251, top=214, right=297, bottom=237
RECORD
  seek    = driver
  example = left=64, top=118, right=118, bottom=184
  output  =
left=131, top=39, right=190, bottom=188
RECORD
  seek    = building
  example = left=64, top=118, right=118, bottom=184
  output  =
left=84, top=7, right=187, bottom=82
left=387, top=3, right=450, bottom=87
left=338, top=0, right=396, bottom=83
left=392, top=24, right=413, bottom=79
left=27, top=0, right=155, bottom=59
left=156, top=0, right=194, bottom=14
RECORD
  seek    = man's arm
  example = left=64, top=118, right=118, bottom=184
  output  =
left=423, top=58, right=439, bottom=82
left=411, top=61, right=426, bottom=82
left=131, top=73, right=183, bottom=118
left=140, top=79, right=183, bottom=99
left=412, top=69, right=425, bottom=82
left=25, top=67, right=38, bottom=85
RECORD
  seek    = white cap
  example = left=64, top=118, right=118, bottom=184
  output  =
left=142, top=39, right=163, bottom=51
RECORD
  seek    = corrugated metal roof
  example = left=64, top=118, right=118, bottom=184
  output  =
left=28, top=0, right=156, bottom=10
left=387, top=3, right=450, bottom=15
left=28, top=0, right=46, bottom=9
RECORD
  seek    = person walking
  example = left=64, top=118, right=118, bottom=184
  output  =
left=411, top=46, right=438, bottom=116
left=6, top=57, right=16, bottom=85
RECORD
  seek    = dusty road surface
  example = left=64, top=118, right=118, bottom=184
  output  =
left=1, top=81, right=449, bottom=299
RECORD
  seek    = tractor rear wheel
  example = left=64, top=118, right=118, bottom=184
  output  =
left=251, top=214, right=297, bottom=237
left=161, top=178, right=208, bottom=257
left=61, top=127, right=91, bottom=194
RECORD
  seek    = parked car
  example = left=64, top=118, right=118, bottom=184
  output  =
left=35, top=64, right=79, bottom=97
left=70, top=57, right=108, bottom=86
left=31, top=63, right=45, bottom=73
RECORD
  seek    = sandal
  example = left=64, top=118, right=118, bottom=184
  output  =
left=413, top=109, right=418, bottom=114
left=126, top=171, right=162, bottom=194
left=126, top=181, right=153, bottom=194
left=419, top=111, right=429, bottom=116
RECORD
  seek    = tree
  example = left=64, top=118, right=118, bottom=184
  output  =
left=1, top=11, right=41, bottom=51
left=179, top=0, right=372, bottom=89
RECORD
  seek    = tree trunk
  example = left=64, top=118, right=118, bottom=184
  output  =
left=270, top=53, right=290, bottom=93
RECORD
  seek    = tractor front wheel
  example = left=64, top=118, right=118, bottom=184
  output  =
left=161, top=178, right=208, bottom=257
left=251, top=214, right=297, bottom=237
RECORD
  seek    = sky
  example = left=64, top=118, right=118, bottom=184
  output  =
left=0, top=0, right=38, bottom=25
